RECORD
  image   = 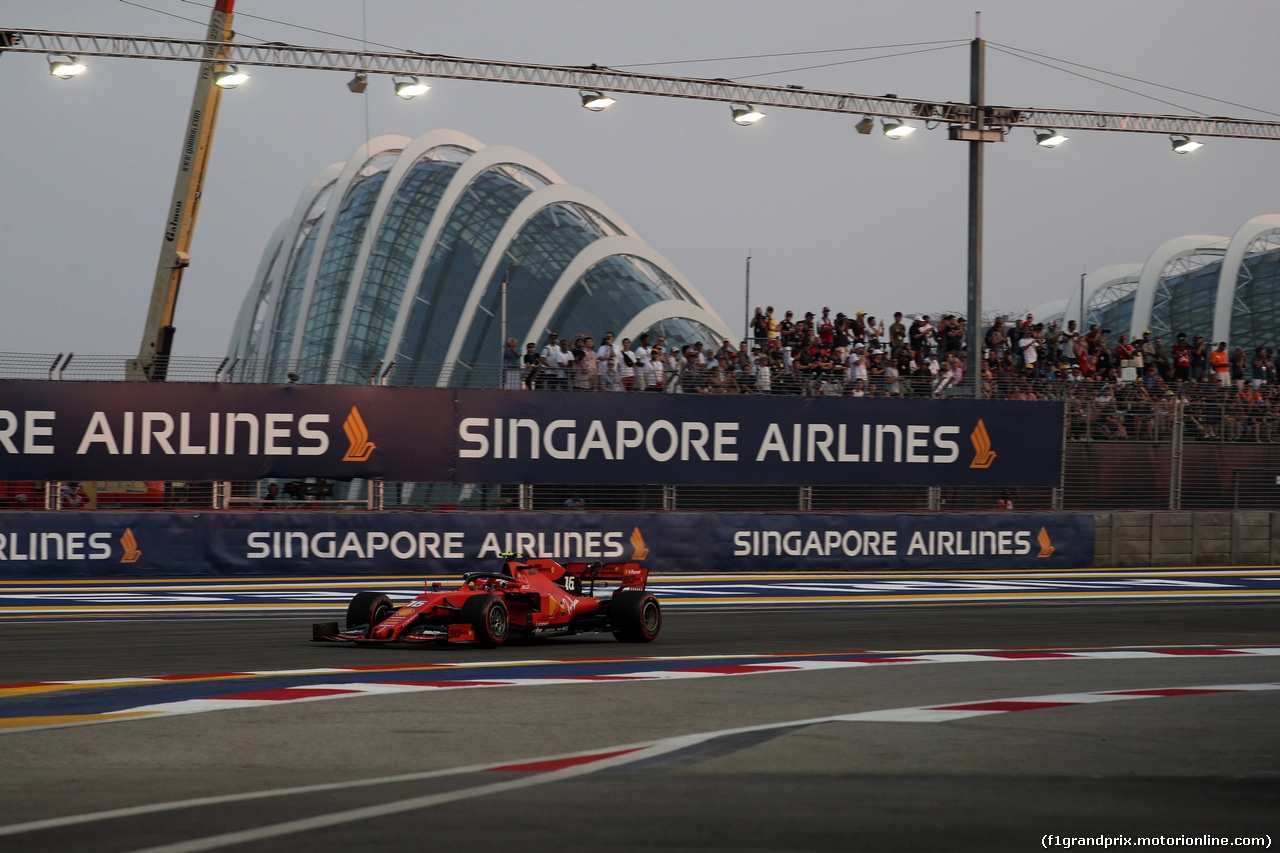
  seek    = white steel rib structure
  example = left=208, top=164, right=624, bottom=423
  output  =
left=227, top=129, right=732, bottom=385
left=1038, top=215, right=1280, bottom=350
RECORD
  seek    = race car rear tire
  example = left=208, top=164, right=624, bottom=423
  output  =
left=610, top=590, right=661, bottom=642
left=461, top=594, right=509, bottom=647
left=346, top=592, right=395, bottom=637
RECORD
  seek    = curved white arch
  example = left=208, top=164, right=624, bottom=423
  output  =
left=1059, top=264, right=1141, bottom=331
left=438, top=184, right=642, bottom=369
left=524, top=235, right=730, bottom=346
left=242, top=162, right=344, bottom=362
left=1126, top=236, right=1225, bottom=341
left=331, top=130, right=483, bottom=361
left=617, top=301, right=735, bottom=346
left=1213, top=214, right=1280, bottom=345
left=227, top=217, right=291, bottom=358
left=382, top=144, right=566, bottom=362
left=286, top=134, right=411, bottom=362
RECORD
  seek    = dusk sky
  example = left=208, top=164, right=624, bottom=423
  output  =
left=2, top=0, right=1276, bottom=359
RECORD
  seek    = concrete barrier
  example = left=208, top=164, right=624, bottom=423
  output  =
left=1094, top=511, right=1280, bottom=567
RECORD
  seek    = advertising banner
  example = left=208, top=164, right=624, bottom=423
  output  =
left=0, top=510, right=1094, bottom=577
left=0, top=381, right=1062, bottom=486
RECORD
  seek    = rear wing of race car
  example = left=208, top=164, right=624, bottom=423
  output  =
left=524, top=558, right=648, bottom=589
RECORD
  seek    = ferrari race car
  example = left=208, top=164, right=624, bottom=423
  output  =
left=312, top=556, right=660, bottom=646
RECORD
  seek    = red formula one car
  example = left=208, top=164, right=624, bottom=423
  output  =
left=311, top=556, right=661, bottom=646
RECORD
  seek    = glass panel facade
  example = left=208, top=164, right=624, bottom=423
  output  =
left=342, top=154, right=463, bottom=367
left=238, top=138, right=732, bottom=385
left=265, top=183, right=335, bottom=378
left=1150, top=263, right=1219, bottom=340
left=393, top=165, right=550, bottom=370
left=1088, top=296, right=1134, bottom=340
left=457, top=202, right=614, bottom=366
left=298, top=154, right=398, bottom=377
left=536, top=255, right=702, bottom=346
left=1229, top=247, right=1280, bottom=352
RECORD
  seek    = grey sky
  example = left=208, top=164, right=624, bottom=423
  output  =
left=1, top=0, right=1276, bottom=358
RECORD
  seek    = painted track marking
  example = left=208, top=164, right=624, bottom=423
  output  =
left=1, top=679, right=1276, bottom=847
left=3, top=646, right=1278, bottom=734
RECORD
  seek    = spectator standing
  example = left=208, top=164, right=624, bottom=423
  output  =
left=1153, top=337, right=1170, bottom=381
left=1172, top=333, right=1192, bottom=382
left=539, top=332, right=561, bottom=389
left=765, top=307, right=780, bottom=345
left=1020, top=325, right=1041, bottom=375
left=522, top=342, right=541, bottom=389
left=597, top=333, right=621, bottom=391
left=1210, top=341, right=1230, bottom=386
left=618, top=337, right=636, bottom=391
left=865, top=314, right=885, bottom=351
left=750, top=307, right=769, bottom=345
left=1059, top=320, right=1079, bottom=366
left=1190, top=336, right=1209, bottom=382
left=1230, top=346, right=1247, bottom=390
left=986, top=318, right=1008, bottom=368
left=778, top=311, right=795, bottom=346
left=632, top=334, right=652, bottom=391
left=648, top=346, right=667, bottom=391
left=818, top=309, right=835, bottom=345
left=850, top=310, right=867, bottom=343
left=1251, top=346, right=1269, bottom=390
left=848, top=342, right=868, bottom=385
left=888, top=312, right=907, bottom=352
left=1112, top=334, right=1134, bottom=379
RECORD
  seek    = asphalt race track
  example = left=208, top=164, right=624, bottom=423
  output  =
left=0, top=578, right=1277, bottom=852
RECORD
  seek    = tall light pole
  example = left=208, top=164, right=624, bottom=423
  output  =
left=966, top=28, right=985, bottom=399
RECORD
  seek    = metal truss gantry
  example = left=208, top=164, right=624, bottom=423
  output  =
left=6, top=28, right=1280, bottom=140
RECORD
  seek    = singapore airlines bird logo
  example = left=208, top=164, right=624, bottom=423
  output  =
left=630, top=527, right=650, bottom=560
left=342, top=407, right=377, bottom=462
left=969, top=419, right=997, bottom=469
left=119, top=528, right=142, bottom=564
left=1036, top=527, right=1056, bottom=558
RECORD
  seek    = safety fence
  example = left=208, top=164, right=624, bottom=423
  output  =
left=5, top=428, right=1280, bottom=514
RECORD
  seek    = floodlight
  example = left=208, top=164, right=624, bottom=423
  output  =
left=347, top=73, right=368, bottom=94
left=731, top=105, right=765, bottom=126
left=882, top=119, right=915, bottom=139
left=1170, top=135, right=1202, bottom=154
left=394, top=77, right=430, bottom=99
left=214, top=65, right=249, bottom=88
left=1035, top=129, right=1068, bottom=148
left=855, top=116, right=875, bottom=135
left=580, top=90, right=616, bottom=111
left=48, top=56, right=87, bottom=79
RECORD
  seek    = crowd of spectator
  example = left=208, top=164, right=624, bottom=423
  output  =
left=506, top=303, right=1269, bottom=397
left=501, top=306, right=1280, bottom=440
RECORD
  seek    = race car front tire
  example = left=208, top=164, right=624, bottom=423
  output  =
left=610, top=590, right=661, bottom=642
left=346, top=592, right=395, bottom=638
left=461, top=594, right=509, bottom=647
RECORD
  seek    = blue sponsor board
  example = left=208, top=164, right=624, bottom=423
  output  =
left=0, top=381, right=1060, bottom=486
left=0, top=511, right=1093, bottom=576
